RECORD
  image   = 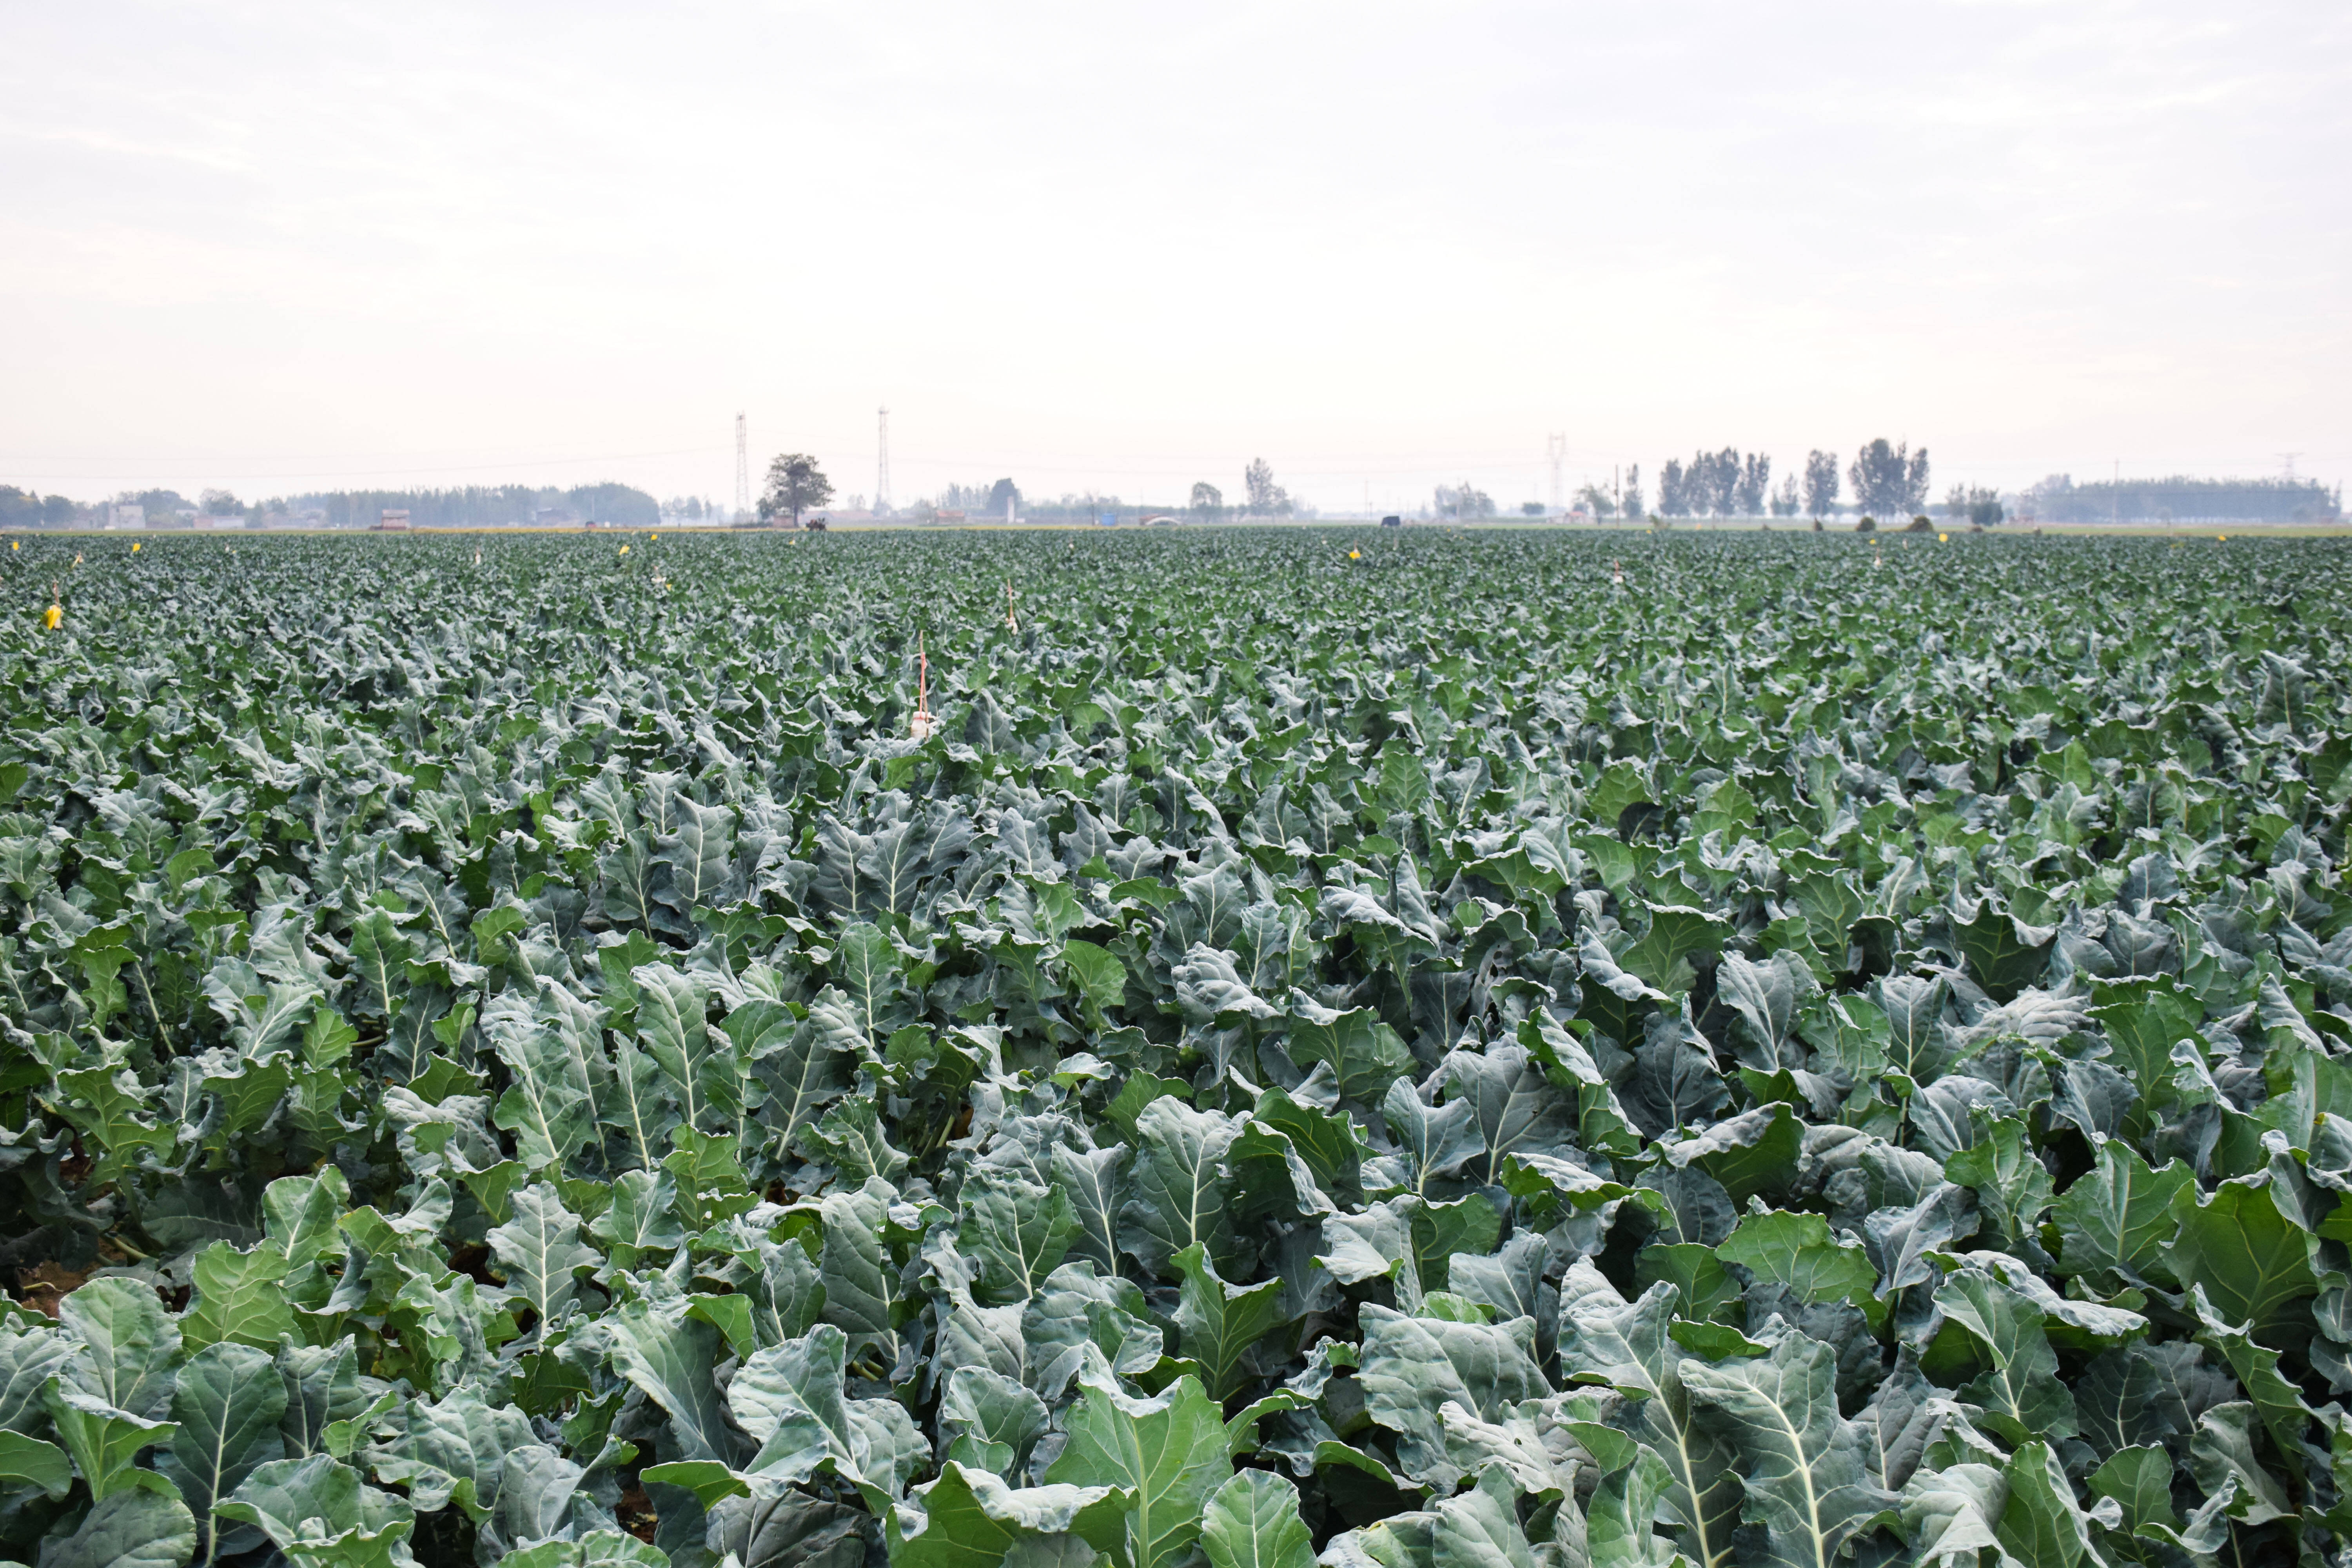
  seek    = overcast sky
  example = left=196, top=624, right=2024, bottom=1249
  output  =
left=3, top=1, right=2345, bottom=513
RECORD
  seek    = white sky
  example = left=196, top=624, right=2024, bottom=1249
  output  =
left=3, top=1, right=2346, bottom=513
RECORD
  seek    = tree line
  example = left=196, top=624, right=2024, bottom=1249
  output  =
left=1571, top=439, right=1931, bottom=522
left=0, top=483, right=664, bottom=529
left=2021, top=474, right=2341, bottom=524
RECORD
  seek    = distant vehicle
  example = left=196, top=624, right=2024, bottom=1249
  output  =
left=1380, top=515, right=1402, bottom=528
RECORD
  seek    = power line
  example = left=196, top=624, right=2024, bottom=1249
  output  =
left=733, top=414, right=750, bottom=524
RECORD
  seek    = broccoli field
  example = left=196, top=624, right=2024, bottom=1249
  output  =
left=4, top=525, right=2352, bottom=1568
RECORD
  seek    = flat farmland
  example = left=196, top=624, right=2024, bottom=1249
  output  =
left=0, top=526, right=2347, bottom=1567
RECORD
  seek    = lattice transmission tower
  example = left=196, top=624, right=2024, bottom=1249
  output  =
left=1547, top=433, right=1567, bottom=515
left=877, top=407, right=891, bottom=514
left=734, top=414, right=750, bottom=523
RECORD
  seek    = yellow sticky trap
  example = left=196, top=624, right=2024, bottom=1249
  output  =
left=1348, top=550, right=1360, bottom=560
left=44, top=604, right=62, bottom=630
left=619, top=544, right=630, bottom=555
left=1938, top=533, right=1947, bottom=542
left=132, top=542, right=141, bottom=553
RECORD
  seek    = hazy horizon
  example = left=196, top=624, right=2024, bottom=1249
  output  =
left=4, top=2, right=2346, bottom=513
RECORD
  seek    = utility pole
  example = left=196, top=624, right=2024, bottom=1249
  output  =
left=2112, top=458, right=2119, bottom=527
left=877, top=407, right=891, bottom=514
left=734, top=414, right=750, bottom=524
left=1547, top=433, right=1566, bottom=516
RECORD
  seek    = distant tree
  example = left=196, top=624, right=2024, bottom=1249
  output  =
left=126, top=488, right=192, bottom=515
left=1657, top=459, right=1688, bottom=517
left=759, top=454, right=834, bottom=525
left=1575, top=482, right=1615, bottom=517
left=1849, top=439, right=1929, bottom=517
left=1736, top=454, right=1771, bottom=516
left=1189, top=481, right=1223, bottom=519
left=1519, top=501, right=1545, bottom=517
left=1243, top=458, right=1290, bottom=516
left=1622, top=465, right=1643, bottom=519
left=568, top=483, right=661, bottom=527
left=1435, top=484, right=1494, bottom=519
left=1855, top=516, right=1877, bottom=533
left=1696, top=448, right=1740, bottom=515
left=199, top=488, right=242, bottom=515
left=1770, top=474, right=1800, bottom=517
left=1681, top=454, right=1709, bottom=514
left=1906, top=515, right=1933, bottom=532
left=1941, top=483, right=2003, bottom=526
left=986, top=478, right=1021, bottom=517
left=0, top=487, right=78, bottom=528
left=1802, top=451, right=1841, bottom=519
left=1904, top=452, right=1932, bottom=513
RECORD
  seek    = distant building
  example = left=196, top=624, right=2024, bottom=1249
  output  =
left=935, top=508, right=966, bottom=524
left=107, top=503, right=145, bottom=530
left=536, top=507, right=581, bottom=527
left=376, top=509, right=411, bottom=531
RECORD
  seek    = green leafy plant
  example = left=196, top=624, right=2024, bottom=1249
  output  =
left=0, top=526, right=2347, bottom=1566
